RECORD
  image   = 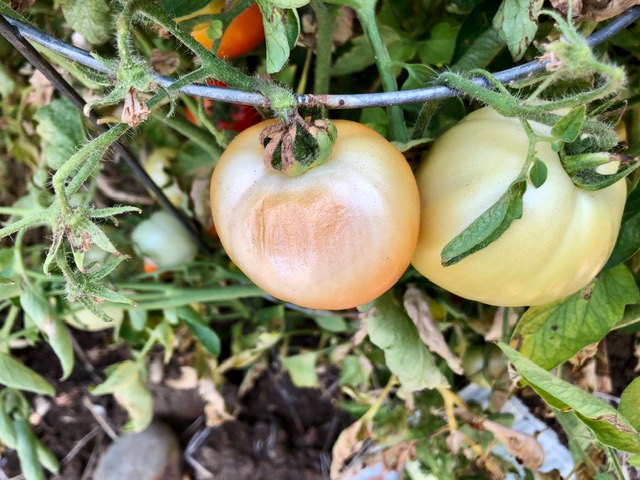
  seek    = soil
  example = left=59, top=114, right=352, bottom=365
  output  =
left=0, top=322, right=637, bottom=479
left=0, top=329, right=353, bottom=479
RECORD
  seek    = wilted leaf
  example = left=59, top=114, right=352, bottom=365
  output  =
left=512, top=265, right=639, bottom=370
left=330, top=420, right=372, bottom=480
left=485, top=418, right=544, bottom=468
left=403, top=286, right=463, bottom=375
left=550, top=0, right=640, bottom=22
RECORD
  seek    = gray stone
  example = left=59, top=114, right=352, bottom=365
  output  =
left=94, top=420, right=181, bottom=480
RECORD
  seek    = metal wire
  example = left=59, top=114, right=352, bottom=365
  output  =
left=4, top=5, right=640, bottom=109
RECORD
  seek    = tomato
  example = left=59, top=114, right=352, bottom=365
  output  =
left=185, top=80, right=262, bottom=132
left=210, top=120, right=420, bottom=310
left=189, top=1, right=265, bottom=58
left=461, top=344, right=507, bottom=388
left=411, top=108, right=627, bottom=307
left=131, top=211, right=199, bottom=268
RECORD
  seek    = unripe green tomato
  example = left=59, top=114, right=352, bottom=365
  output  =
left=131, top=211, right=198, bottom=268
left=461, top=343, right=508, bottom=388
left=412, top=108, right=626, bottom=307
left=210, top=120, right=420, bottom=310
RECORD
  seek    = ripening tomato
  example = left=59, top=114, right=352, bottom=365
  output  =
left=411, top=108, right=627, bottom=307
left=210, top=120, right=420, bottom=310
left=189, top=0, right=265, bottom=58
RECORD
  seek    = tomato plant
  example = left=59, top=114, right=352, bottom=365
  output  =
left=411, top=108, right=627, bottom=307
left=210, top=120, right=420, bottom=310
left=189, top=0, right=265, bottom=58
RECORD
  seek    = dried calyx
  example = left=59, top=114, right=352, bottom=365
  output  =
left=260, top=110, right=337, bottom=177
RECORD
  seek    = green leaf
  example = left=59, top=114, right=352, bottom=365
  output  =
left=620, top=377, right=640, bottom=432
left=606, top=185, right=640, bottom=268
left=511, top=265, right=639, bottom=370
left=178, top=307, right=221, bottom=356
left=551, top=106, right=587, bottom=143
left=60, top=0, right=113, bottom=45
left=15, top=417, right=46, bottom=480
left=20, top=290, right=75, bottom=380
left=452, top=1, right=504, bottom=70
left=331, top=35, right=375, bottom=76
left=158, top=0, right=211, bottom=18
left=339, top=355, right=369, bottom=387
left=361, top=292, right=449, bottom=391
left=629, top=455, right=640, bottom=468
left=34, top=98, right=85, bottom=170
left=0, top=352, right=55, bottom=396
left=282, top=352, right=319, bottom=388
left=91, top=361, right=153, bottom=432
left=0, top=64, right=16, bottom=98
left=441, top=178, right=526, bottom=266
left=499, top=343, right=640, bottom=453
left=419, top=21, right=461, bottom=65
left=529, top=158, right=548, bottom=188
left=314, top=315, right=349, bottom=333
left=570, top=160, right=640, bottom=191
left=0, top=275, right=14, bottom=285
left=257, top=1, right=299, bottom=74
left=493, top=0, right=542, bottom=61
left=400, top=63, right=437, bottom=92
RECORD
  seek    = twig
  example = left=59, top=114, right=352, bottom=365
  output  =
left=81, top=397, right=119, bottom=442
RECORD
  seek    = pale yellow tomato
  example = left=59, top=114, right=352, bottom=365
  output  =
left=210, top=120, right=420, bottom=310
left=412, top=108, right=626, bottom=307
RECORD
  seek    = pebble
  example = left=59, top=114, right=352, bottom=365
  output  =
left=93, top=420, right=181, bottom=480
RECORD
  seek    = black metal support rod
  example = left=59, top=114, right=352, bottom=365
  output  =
left=0, top=14, right=215, bottom=258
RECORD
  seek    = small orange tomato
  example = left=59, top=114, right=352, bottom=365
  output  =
left=189, top=1, right=265, bottom=58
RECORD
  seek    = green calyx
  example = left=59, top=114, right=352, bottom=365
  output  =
left=260, top=112, right=338, bottom=177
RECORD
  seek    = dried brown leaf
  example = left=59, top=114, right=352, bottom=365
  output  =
left=403, top=286, right=463, bottom=375
left=485, top=307, right=520, bottom=343
left=151, top=49, right=180, bottom=76
left=551, top=0, right=640, bottom=21
left=330, top=420, right=372, bottom=480
left=481, top=417, right=545, bottom=470
left=121, top=88, right=149, bottom=127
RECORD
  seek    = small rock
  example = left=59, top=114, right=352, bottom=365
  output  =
left=94, top=420, right=181, bottom=480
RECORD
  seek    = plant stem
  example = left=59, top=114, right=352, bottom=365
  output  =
left=353, top=0, right=408, bottom=142
left=310, top=0, right=335, bottom=95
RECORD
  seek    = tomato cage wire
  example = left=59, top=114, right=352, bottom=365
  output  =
left=0, top=7, right=639, bottom=266
left=3, top=7, right=640, bottom=109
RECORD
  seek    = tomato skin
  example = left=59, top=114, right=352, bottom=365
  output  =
left=190, top=1, right=265, bottom=58
left=411, top=108, right=627, bottom=307
left=210, top=120, right=420, bottom=310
